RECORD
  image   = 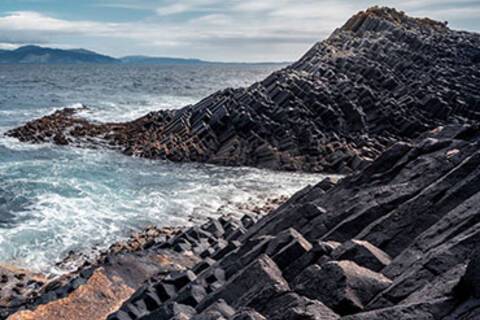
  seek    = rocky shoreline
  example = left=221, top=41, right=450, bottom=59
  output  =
left=2, top=6, right=480, bottom=320
left=0, top=197, right=287, bottom=319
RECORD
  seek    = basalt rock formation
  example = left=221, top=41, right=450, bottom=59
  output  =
left=7, top=7, right=480, bottom=173
left=6, top=123, right=480, bottom=319
left=3, top=6, right=480, bottom=320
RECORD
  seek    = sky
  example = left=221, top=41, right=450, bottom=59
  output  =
left=0, top=0, right=479, bottom=62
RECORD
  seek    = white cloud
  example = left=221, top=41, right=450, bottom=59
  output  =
left=0, top=11, right=117, bottom=34
left=156, top=3, right=191, bottom=16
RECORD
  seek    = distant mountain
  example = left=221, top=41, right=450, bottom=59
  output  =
left=0, top=45, right=117, bottom=64
left=0, top=45, right=286, bottom=65
left=120, top=55, right=210, bottom=65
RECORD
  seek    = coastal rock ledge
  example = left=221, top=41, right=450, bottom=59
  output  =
left=1, top=6, right=480, bottom=320
left=6, top=6, right=480, bottom=174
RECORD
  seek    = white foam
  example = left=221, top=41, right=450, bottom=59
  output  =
left=0, top=146, right=331, bottom=275
left=76, top=95, right=197, bottom=123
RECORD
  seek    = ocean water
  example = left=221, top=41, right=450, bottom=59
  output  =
left=0, top=64, right=326, bottom=274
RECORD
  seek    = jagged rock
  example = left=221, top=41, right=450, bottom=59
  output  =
left=293, top=261, right=392, bottom=315
left=229, top=309, right=266, bottom=320
left=257, top=292, right=339, bottom=320
left=266, top=228, right=313, bottom=270
left=138, top=302, right=196, bottom=320
left=443, top=299, right=480, bottom=320
left=164, top=271, right=197, bottom=290
left=192, top=299, right=236, bottom=319
left=331, top=239, right=391, bottom=272
left=283, top=240, right=339, bottom=282
left=342, top=297, right=456, bottom=320
left=455, top=249, right=480, bottom=299
left=176, top=284, right=207, bottom=307
left=198, top=255, right=289, bottom=311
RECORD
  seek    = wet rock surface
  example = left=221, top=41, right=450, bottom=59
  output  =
left=6, top=7, right=480, bottom=174
left=2, top=6, right=480, bottom=320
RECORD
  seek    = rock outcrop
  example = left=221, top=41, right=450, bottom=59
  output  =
left=100, top=123, right=480, bottom=320
left=6, top=6, right=480, bottom=173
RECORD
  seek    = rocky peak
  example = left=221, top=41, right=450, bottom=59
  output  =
left=340, top=6, right=449, bottom=34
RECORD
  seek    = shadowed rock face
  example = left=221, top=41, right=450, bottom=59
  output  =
left=6, top=6, right=480, bottom=173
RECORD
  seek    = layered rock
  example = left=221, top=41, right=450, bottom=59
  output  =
left=6, top=7, right=480, bottom=173
left=99, top=123, right=480, bottom=320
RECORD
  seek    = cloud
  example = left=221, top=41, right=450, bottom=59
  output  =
left=0, top=11, right=116, bottom=34
left=156, top=3, right=191, bottom=16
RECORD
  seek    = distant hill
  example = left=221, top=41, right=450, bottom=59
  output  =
left=0, top=45, right=117, bottom=64
left=0, top=45, right=285, bottom=65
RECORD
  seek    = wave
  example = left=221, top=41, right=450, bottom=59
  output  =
left=0, top=145, right=328, bottom=274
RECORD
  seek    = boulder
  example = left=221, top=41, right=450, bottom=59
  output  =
left=229, top=309, right=266, bottom=320
left=258, top=292, right=339, bottom=320
left=283, top=240, right=339, bottom=282
left=342, top=297, right=456, bottom=320
left=198, top=255, right=289, bottom=311
left=192, top=299, right=236, bottom=320
left=331, top=240, right=391, bottom=272
left=293, top=261, right=392, bottom=315
left=139, top=302, right=196, bottom=320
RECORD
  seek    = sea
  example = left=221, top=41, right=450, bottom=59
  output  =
left=0, top=64, right=326, bottom=274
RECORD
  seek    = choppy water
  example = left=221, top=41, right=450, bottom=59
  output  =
left=0, top=64, right=325, bottom=274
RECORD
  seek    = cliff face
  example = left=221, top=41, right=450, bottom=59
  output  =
left=7, top=7, right=480, bottom=173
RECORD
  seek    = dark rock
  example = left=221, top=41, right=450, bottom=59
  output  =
left=176, top=284, right=208, bottom=307
left=198, top=255, right=289, bottom=311
left=154, top=282, right=178, bottom=302
left=283, top=240, right=339, bottom=282
left=258, top=292, right=339, bottom=320
left=229, top=309, right=266, bottom=320
left=193, top=258, right=216, bottom=275
left=456, top=249, right=480, bottom=299
left=164, top=271, right=197, bottom=290
left=342, top=297, right=456, bottom=320
left=139, top=302, right=196, bottom=320
left=331, top=239, right=391, bottom=272
left=192, top=299, right=236, bottom=320
left=293, top=261, right=392, bottom=315
left=240, top=215, right=256, bottom=229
